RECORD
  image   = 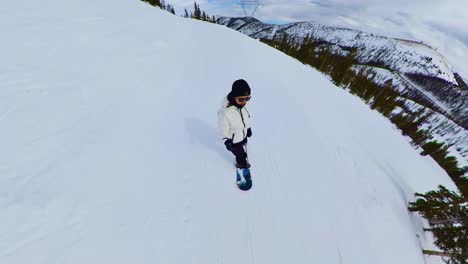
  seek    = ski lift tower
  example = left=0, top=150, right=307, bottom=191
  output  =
left=239, top=0, right=261, bottom=18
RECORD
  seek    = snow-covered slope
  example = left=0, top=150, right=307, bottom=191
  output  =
left=0, top=1, right=457, bottom=263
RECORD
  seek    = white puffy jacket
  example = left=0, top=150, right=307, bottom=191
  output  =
left=218, top=98, right=251, bottom=144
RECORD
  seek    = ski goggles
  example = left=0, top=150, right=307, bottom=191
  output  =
left=236, top=96, right=251, bottom=102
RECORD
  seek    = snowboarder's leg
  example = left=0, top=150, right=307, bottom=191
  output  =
left=230, top=141, right=250, bottom=168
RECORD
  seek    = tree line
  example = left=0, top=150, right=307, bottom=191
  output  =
left=140, top=0, right=216, bottom=23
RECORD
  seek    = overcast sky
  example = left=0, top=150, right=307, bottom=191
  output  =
left=168, top=0, right=468, bottom=80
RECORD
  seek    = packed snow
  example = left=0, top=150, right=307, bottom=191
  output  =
left=0, top=0, right=458, bottom=263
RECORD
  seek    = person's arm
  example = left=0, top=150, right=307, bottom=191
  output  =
left=218, top=111, right=231, bottom=142
left=244, top=106, right=252, bottom=137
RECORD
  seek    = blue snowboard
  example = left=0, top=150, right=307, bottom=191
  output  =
left=236, top=168, right=252, bottom=191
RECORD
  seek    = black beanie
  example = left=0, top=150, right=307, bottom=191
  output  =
left=230, top=79, right=251, bottom=97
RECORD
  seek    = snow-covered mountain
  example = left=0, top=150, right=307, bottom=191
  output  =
left=217, top=16, right=468, bottom=168
left=217, top=17, right=459, bottom=84
left=0, top=0, right=458, bottom=263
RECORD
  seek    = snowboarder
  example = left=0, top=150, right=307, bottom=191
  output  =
left=218, top=79, right=252, bottom=169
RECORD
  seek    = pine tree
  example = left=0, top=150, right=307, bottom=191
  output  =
left=168, top=5, right=175, bottom=14
left=317, top=47, right=332, bottom=73
left=146, top=0, right=161, bottom=7
left=193, top=1, right=201, bottom=20
left=409, top=185, right=468, bottom=263
left=184, top=9, right=189, bottom=18
left=421, top=141, right=446, bottom=156
left=431, top=225, right=467, bottom=263
left=296, top=34, right=316, bottom=65
left=457, top=176, right=468, bottom=197
left=279, top=34, right=288, bottom=53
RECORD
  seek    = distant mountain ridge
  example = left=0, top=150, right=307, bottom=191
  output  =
left=217, top=17, right=460, bottom=84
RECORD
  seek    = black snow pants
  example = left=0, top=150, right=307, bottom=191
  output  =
left=230, top=138, right=248, bottom=167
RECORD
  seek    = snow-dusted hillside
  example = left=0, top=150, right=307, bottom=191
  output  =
left=217, top=17, right=458, bottom=85
left=0, top=1, right=458, bottom=263
left=353, top=66, right=468, bottom=167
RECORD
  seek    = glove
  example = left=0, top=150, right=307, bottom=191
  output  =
left=247, top=128, right=252, bottom=138
left=224, top=139, right=233, bottom=151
